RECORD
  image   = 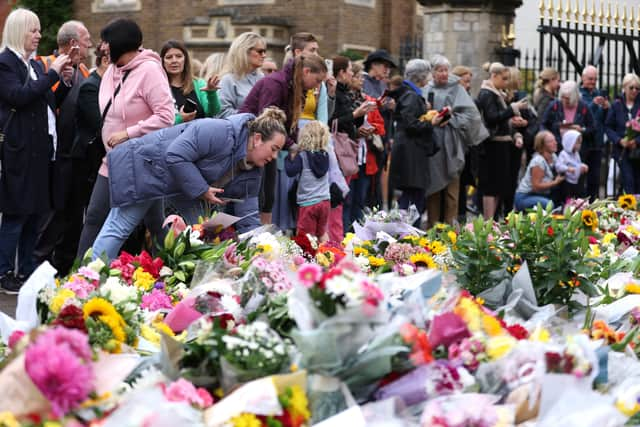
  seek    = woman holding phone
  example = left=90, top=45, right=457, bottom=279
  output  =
left=161, top=39, right=221, bottom=124
left=91, top=108, right=287, bottom=260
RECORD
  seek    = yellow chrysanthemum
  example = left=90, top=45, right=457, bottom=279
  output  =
left=342, top=232, right=355, bottom=246
left=153, top=321, right=175, bottom=337
left=529, top=326, right=550, bottom=342
left=429, top=240, right=446, bottom=255
left=581, top=209, right=598, bottom=230
left=628, top=225, right=640, bottom=237
left=410, top=253, right=436, bottom=269
left=230, top=413, right=262, bottom=427
left=257, top=243, right=273, bottom=253
left=447, top=230, right=457, bottom=245
left=43, top=422, right=62, bottom=427
left=587, top=244, right=601, bottom=258
left=618, top=194, right=637, bottom=210
left=133, top=267, right=155, bottom=291
left=50, top=288, right=76, bottom=314
left=83, top=297, right=119, bottom=320
left=140, top=324, right=161, bottom=346
left=354, top=247, right=369, bottom=257
left=603, top=232, right=617, bottom=245
left=288, top=385, right=311, bottom=420
left=435, top=223, right=447, bottom=230
left=625, top=283, right=640, bottom=294
left=454, top=297, right=482, bottom=332
left=482, top=315, right=503, bottom=336
left=486, top=335, right=516, bottom=360
left=616, top=399, right=640, bottom=417
left=0, top=412, right=20, bottom=427
left=368, top=256, right=386, bottom=267
left=418, top=237, right=429, bottom=248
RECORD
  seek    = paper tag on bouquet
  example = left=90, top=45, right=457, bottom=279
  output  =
left=203, top=212, right=243, bottom=229
left=313, top=406, right=366, bottom=427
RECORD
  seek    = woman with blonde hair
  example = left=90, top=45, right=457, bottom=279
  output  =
left=92, top=107, right=287, bottom=260
left=218, top=32, right=266, bottom=118
left=533, top=67, right=560, bottom=116
left=476, top=62, right=528, bottom=219
left=0, top=8, right=72, bottom=292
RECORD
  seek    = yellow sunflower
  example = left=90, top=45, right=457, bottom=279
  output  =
left=581, top=209, right=598, bottom=230
left=354, top=246, right=369, bottom=257
left=83, top=297, right=119, bottom=320
left=368, top=256, right=386, bottom=268
left=50, top=288, right=76, bottom=314
left=410, top=253, right=436, bottom=269
left=625, top=283, right=640, bottom=294
left=447, top=230, right=457, bottom=245
left=618, top=194, right=637, bottom=210
left=428, top=240, right=446, bottom=255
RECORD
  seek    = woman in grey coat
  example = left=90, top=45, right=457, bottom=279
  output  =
left=91, top=108, right=286, bottom=260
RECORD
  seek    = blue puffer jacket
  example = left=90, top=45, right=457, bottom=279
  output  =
left=107, top=113, right=259, bottom=208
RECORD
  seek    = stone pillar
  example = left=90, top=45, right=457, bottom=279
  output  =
left=418, top=0, right=522, bottom=95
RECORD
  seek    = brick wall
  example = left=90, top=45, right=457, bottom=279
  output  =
left=74, top=0, right=418, bottom=62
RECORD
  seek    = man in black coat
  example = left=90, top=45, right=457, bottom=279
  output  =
left=33, top=20, right=92, bottom=276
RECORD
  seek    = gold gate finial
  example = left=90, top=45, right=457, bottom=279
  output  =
left=605, top=1, right=611, bottom=27
left=574, top=0, right=581, bottom=22
left=548, top=0, right=555, bottom=20
left=565, top=0, right=572, bottom=21
left=539, top=0, right=546, bottom=18
left=620, top=3, right=627, bottom=30
left=613, top=2, right=619, bottom=28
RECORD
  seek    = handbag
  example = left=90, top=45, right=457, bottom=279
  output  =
left=331, top=119, right=359, bottom=176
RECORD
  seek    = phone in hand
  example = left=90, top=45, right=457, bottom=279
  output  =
left=219, top=197, right=243, bottom=203
left=376, top=89, right=389, bottom=107
left=437, top=106, right=451, bottom=122
left=325, top=59, right=333, bottom=78
left=182, top=98, right=198, bottom=114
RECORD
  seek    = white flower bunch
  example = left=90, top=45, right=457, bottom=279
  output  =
left=100, top=276, right=140, bottom=306
left=249, top=232, right=282, bottom=260
left=221, top=321, right=290, bottom=373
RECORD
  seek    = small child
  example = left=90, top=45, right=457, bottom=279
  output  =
left=285, top=121, right=331, bottom=241
left=556, top=129, right=588, bottom=198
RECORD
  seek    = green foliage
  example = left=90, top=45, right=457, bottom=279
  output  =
left=338, top=49, right=365, bottom=61
left=453, top=206, right=600, bottom=311
left=16, top=0, right=73, bottom=55
left=452, top=216, right=509, bottom=296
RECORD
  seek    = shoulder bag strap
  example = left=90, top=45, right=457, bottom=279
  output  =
left=0, top=66, right=31, bottom=143
left=100, top=70, right=132, bottom=124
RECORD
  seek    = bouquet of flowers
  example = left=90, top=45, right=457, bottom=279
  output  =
left=625, top=113, right=640, bottom=141
left=352, top=205, right=424, bottom=241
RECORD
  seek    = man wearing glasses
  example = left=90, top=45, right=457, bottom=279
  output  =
left=580, top=65, right=609, bottom=201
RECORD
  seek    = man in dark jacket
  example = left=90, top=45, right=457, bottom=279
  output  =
left=33, top=21, right=92, bottom=275
left=580, top=65, right=609, bottom=201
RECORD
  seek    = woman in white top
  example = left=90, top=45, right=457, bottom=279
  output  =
left=217, top=32, right=266, bottom=118
left=514, top=130, right=565, bottom=211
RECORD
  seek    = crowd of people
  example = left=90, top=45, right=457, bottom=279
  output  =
left=0, top=8, right=637, bottom=294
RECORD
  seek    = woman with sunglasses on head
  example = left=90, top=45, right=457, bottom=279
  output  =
left=217, top=32, right=266, bottom=119
left=160, top=39, right=221, bottom=124
left=605, top=73, right=640, bottom=194
left=91, top=107, right=287, bottom=261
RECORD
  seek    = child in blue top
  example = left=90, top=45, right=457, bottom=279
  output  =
left=285, top=121, right=331, bottom=241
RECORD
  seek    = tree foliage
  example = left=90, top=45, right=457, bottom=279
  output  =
left=16, top=0, right=73, bottom=55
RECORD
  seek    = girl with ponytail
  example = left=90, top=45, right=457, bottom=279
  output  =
left=240, top=53, right=327, bottom=225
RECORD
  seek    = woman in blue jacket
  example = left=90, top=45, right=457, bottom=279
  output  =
left=605, top=73, right=640, bottom=194
left=91, top=107, right=286, bottom=260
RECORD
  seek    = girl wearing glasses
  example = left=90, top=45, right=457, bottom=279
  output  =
left=160, top=39, right=221, bottom=124
left=605, top=73, right=640, bottom=194
left=217, top=32, right=266, bottom=118
left=90, top=107, right=287, bottom=260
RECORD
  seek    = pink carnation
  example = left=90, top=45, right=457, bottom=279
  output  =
left=163, top=378, right=211, bottom=408
left=77, top=266, right=100, bottom=282
left=25, top=327, right=93, bottom=417
left=8, top=330, right=25, bottom=349
left=62, top=276, right=97, bottom=299
left=297, top=263, right=322, bottom=287
left=141, top=288, right=174, bottom=311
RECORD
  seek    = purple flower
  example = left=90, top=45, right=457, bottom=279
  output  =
left=154, top=282, right=165, bottom=290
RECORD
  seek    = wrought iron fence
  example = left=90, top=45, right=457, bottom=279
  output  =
left=516, top=0, right=640, bottom=98
left=398, top=35, right=423, bottom=73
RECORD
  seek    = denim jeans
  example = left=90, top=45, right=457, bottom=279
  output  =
left=514, top=192, right=554, bottom=211
left=0, top=213, right=41, bottom=276
left=342, top=165, right=370, bottom=233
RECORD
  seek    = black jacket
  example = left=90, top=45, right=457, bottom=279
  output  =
left=330, top=81, right=362, bottom=140
left=388, top=83, right=438, bottom=191
left=0, top=48, right=69, bottom=215
left=476, top=87, right=516, bottom=140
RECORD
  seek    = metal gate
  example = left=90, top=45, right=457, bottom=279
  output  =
left=517, top=0, right=640, bottom=96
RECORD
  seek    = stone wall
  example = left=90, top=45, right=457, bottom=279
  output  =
left=420, top=0, right=522, bottom=95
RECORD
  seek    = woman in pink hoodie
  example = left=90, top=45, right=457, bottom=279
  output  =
left=77, top=19, right=174, bottom=258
